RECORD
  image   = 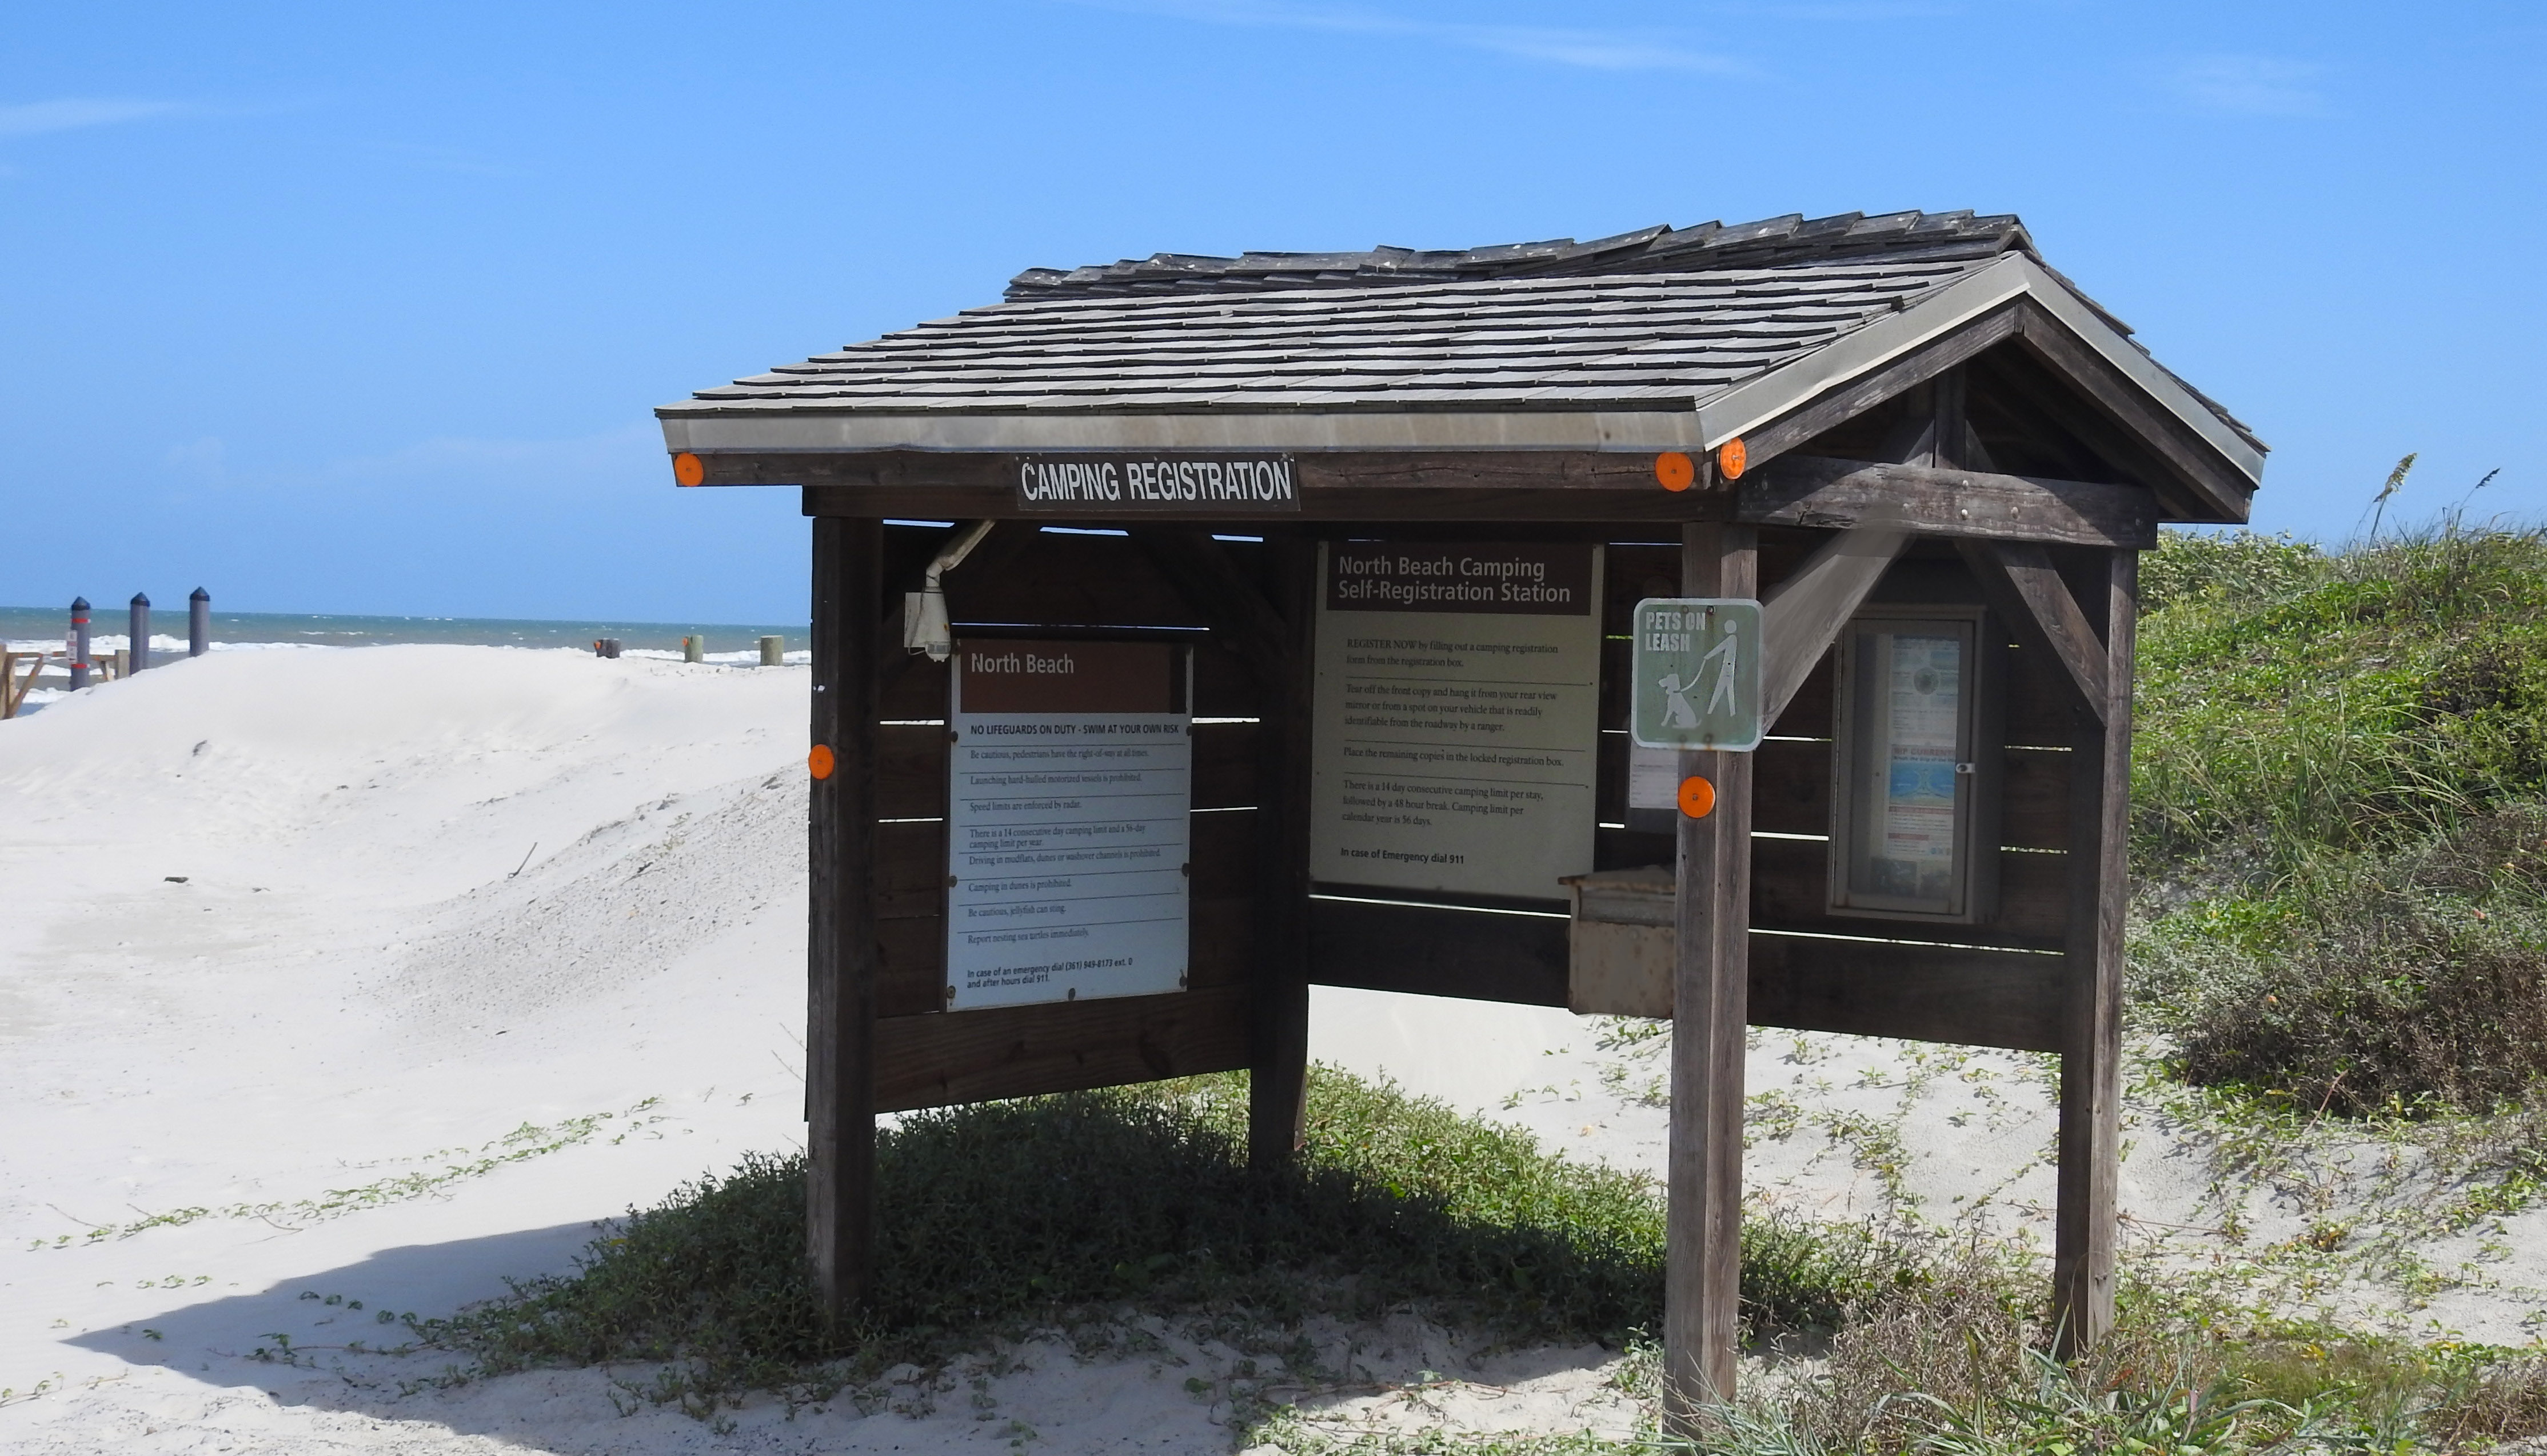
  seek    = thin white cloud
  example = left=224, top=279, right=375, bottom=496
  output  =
left=1079, top=0, right=1748, bottom=75
left=2167, top=55, right=2329, bottom=117
left=0, top=98, right=183, bottom=139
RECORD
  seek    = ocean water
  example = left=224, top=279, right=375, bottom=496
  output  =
left=1, top=605, right=807, bottom=654
left=0, top=606, right=811, bottom=715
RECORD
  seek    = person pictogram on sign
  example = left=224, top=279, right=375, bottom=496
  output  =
left=1702, top=617, right=1740, bottom=716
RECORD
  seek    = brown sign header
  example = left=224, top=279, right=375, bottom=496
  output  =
left=1326, top=542, right=1596, bottom=616
left=1011, top=455, right=1299, bottom=513
left=953, top=639, right=1180, bottom=714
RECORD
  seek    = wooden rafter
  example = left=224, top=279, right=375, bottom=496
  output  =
left=1956, top=539, right=2111, bottom=724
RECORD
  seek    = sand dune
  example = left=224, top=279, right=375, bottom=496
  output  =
left=3, top=647, right=2540, bottom=1453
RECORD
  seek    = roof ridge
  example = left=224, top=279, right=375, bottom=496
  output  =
left=1005, top=209, right=2032, bottom=301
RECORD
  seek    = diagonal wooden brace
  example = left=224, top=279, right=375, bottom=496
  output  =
left=1758, top=527, right=1913, bottom=727
left=1954, top=538, right=2109, bottom=724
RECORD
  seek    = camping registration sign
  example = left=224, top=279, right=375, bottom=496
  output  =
left=1630, top=598, right=1764, bottom=752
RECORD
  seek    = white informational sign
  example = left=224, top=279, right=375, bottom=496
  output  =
left=946, top=639, right=1191, bottom=1010
left=1310, top=542, right=1604, bottom=901
left=1628, top=742, right=1680, bottom=810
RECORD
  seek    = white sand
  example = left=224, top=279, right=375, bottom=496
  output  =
left=2, top=647, right=2538, bottom=1453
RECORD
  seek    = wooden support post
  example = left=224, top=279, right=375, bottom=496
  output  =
left=1120, top=523, right=1312, bottom=1167
left=1665, top=520, right=1756, bottom=1428
left=2053, top=547, right=2135, bottom=1357
left=807, top=515, right=882, bottom=1333
left=1249, top=531, right=1315, bottom=1169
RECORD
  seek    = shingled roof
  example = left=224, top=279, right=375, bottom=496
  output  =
left=660, top=209, right=2263, bottom=505
left=1003, top=209, right=2032, bottom=300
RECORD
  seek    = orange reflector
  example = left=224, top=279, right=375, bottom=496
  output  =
left=808, top=743, right=836, bottom=780
left=1678, top=774, right=1717, bottom=819
left=672, top=452, right=706, bottom=487
left=1715, top=438, right=1747, bottom=481
left=1654, top=451, right=1695, bottom=492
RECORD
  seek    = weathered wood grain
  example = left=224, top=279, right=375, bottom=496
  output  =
left=1748, top=934, right=2065, bottom=1052
left=2054, top=549, right=2135, bottom=1358
left=1306, top=896, right=1571, bottom=1006
left=1736, top=456, right=2158, bottom=550
left=872, top=986, right=1252, bottom=1113
left=806, top=517, right=880, bottom=1330
left=1667, top=521, right=1756, bottom=1427
left=1957, top=539, right=2109, bottom=722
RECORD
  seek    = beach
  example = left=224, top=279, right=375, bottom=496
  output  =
left=3, top=645, right=2541, bottom=1454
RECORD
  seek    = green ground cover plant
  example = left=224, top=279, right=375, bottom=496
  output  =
left=414, top=1069, right=1907, bottom=1415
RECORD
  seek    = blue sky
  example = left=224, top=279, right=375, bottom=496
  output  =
left=2, top=2, right=2540, bottom=622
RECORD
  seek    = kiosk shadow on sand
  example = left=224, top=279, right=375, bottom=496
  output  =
left=62, top=1198, right=1634, bottom=1450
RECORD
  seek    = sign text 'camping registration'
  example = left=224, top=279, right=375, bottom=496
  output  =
left=1011, top=455, right=1300, bottom=512
left=1310, top=542, right=1603, bottom=902
left=946, top=639, right=1192, bottom=1010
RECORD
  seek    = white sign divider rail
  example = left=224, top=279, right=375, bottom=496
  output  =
left=944, top=639, right=1193, bottom=1010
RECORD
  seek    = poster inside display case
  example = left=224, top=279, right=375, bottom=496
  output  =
left=1827, top=607, right=2000, bottom=923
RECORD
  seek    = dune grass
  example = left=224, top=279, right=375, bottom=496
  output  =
left=414, top=1067, right=1910, bottom=1415
left=2131, top=523, right=2547, bottom=1114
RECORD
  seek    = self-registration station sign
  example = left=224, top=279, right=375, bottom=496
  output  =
left=1630, top=599, right=1764, bottom=754
left=946, top=640, right=1192, bottom=1010
left=1310, top=543, right=1603, bottom=901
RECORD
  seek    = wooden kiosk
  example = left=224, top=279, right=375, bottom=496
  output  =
left=657, top=210, right=2264, bottom=1425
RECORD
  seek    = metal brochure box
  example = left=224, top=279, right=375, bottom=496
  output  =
left=1561, top=867, right=1675, bottom=1018
left=1826, top=605, right=2003, bottom=925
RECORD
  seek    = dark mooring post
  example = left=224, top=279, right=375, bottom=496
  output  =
left=2053, top=547, right=2135, bottom=1358
left=189, top=589, right=211, bottom=657
left=807, top=514, right=882, bottom=1331
left=68, top=598, right=92, bottom=690
left=1249, top=531, right=1316, bottom=1170
left=1665, top=519, right=1757, bottom=1430
left=129, top=594, right=151, bottom=673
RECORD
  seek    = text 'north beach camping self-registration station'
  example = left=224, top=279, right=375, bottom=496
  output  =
left=657, top=210, right=2266, bottom=1425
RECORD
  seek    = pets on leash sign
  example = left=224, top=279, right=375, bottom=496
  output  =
left=1631, top=598, right=1765, bottom=753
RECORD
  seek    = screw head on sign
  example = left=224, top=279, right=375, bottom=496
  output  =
left=807, top=743, right=836, bottom=780
left=1715, top=438, right=1748, bottom=481
left=1678, top=775, right=1717, bottom=819
left=672, top=452, right=706, bottom=487
left=1654, top=451, right=1696, bottom=493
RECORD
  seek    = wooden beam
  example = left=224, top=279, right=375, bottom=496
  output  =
left=1248, top=534, right=1316, bottom=1170
left=1123, top=525, right=1318, bottom=1170
left=1966, top=350, right=2191, bottom=514
left=2013, top=302, right=2255, bottom=525
left=872, top=987, right=1251, bottom=1113
left=2053, top=549, right=2134, bottom=1358
left=1955, top=540, right=2109, bottom=724
left=1758, top=527, right=1911, bottom=728
left=1738, top=456, right=2158, bottom=550
left=806, top=515, right=881, bottom=1333
left=1747, top=935, right=2065, bottom=1053
left=1727, top=305, right=2022, bottom=473
left=766, top=452, right=1739, bottom=523
left=1666, top=521, right=1755, bottom=1429
left=1307, top=898, right=1571, bottom=1006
